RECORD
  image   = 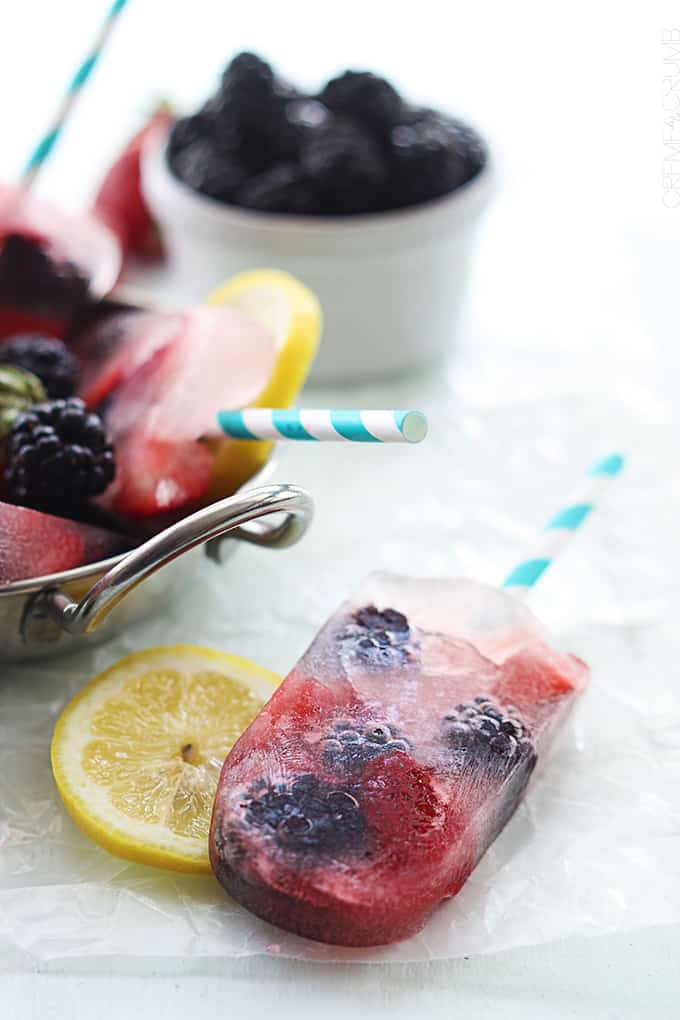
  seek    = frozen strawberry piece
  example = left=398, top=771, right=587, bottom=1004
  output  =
left=210, top=574, right=588, bottom=947
left=92, top=105, right=173, bottom=261
left=105, top=433, right=214, bottom=517
left=0, top=500, right=131, bottom=584
left=73, top=309, right=182, bottom=410
left=92, top=305, right=277, bottom=518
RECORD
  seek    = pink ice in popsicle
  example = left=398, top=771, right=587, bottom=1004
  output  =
left=73, top=305, right=277, bottom=517
left=210, top=573, right=588, bottom=947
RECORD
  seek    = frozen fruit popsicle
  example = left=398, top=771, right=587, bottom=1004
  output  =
left=73, top=304, right=279, bottom=518
left=0, top=500, right=131, bottom=584
left=0, top=185, right=120, bottom=339
left=210, top=572, right=588, bottom=947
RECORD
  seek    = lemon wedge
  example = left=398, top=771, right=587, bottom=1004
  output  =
left=206, top=269, right=321, bottom=498
left=51, top=645, right=279, bottom=873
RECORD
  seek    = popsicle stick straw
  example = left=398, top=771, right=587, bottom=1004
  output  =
left=501, top=452, right=625, bottom=599
left=21, top=0, right=128, bottom=187
left=217, top=409, right=428, bottom=444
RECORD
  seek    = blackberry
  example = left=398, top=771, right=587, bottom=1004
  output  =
left=274, top=98, right=331, bottom=163
left=301, top=119, right=387, bottom=213
left=243, top=774, right=364, bottom=854
left=0, top=234, right=89, bottom=320
left=5, top=398, right=115, bottom=513
left=354, top=606, right=409, bottom=633
left=235, top=164, right=320, bottom=214
left=220, top=52, right=297, bottom=167
left=442, top=698, right=537, bottom=836
left=322, top=719, right=409, bottom=773
left=442, top=698, right=535, bottom=769
left=202, top=97, right=244, bottom=157
left=318, top=71, right=404, bottom=138
left=169, top=138, right=247, bottom=201
left=337, top=603, right=413, bottom=667
left=0, top=335, right=78, bottom=398
left=387, top=108, right=486, bottom=206
left=166, top=113, right=212, bottom=160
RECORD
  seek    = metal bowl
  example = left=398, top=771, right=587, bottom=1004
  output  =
left=0, top=479, right=313, bottom=663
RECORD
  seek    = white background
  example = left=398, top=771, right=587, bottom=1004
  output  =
left=1, top=0, right=679, bottom=1016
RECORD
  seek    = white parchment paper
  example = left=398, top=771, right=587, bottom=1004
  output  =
left=1, top=233, right=678, bottom=963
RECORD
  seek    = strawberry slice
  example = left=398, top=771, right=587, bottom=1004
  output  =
left=0, top=501, right=131, bottom=583
left=106, top=433, right=214, bottom=517
left=92, top=103, right=173, bottom=261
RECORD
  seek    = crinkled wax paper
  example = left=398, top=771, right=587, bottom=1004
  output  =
left=1, top=226, right=679, bottom=963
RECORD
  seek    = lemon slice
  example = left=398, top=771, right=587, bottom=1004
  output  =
left=205, top=269, right=321, bottom=498
left=51, top=645, right=279, bottom=873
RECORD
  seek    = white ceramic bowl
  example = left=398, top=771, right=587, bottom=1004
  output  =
left=142, top=127, right=493, bottom=382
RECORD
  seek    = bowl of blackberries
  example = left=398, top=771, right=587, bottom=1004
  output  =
left=143, top=53, right=493, bottom=381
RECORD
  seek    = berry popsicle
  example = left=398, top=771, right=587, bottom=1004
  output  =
left=0, top=185, right=120, bottom=339
left=0, top=500, right=131, bottom=584
left=210, top=573, right=588, bottom=947
left=73, top=304, right=280, bottom=518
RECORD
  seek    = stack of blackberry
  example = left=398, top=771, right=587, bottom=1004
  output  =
left=167, top=52, right=486, bottom=215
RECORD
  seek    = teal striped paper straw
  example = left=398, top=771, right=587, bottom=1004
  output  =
left=217, top=409, right=428, bottom=444
left=21, top=0, right=128, bottom=186
left=502, top=452, right=625, bottom=597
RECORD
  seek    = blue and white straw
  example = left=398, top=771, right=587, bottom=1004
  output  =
left=502, top=452, right=625, bottom=598
left=217, top=409, right=428, bottom=444
left=21, top=0, right=128, bottom=186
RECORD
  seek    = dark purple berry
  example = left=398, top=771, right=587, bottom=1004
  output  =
left=244, top=774, right=364, bottom=854
left=323, top=719, right=409, bottom=773
left=220, top=52, right=298, bottom=167
left=301, top=119, right=386, bottom=214
left=338, top=603, right=412, bottom=667
left=167, top=114, right=211, bottom=158
left=0, top=335, right=78, bottom=398
left=169, top=139, right=247, bottom=201
left=0, top=235, right=89, bottom=321
left=235, top=164, right=320, bottom=214
left=318, top=71, right=404, bottom=137
left=388, top=108, right=486, bottom=206
left=4, top=398, right=115, bottom=513
left=354, top=606, right=409, bottom=633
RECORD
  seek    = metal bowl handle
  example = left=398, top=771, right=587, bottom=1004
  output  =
left=44, top=484, right=313, bottom=636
